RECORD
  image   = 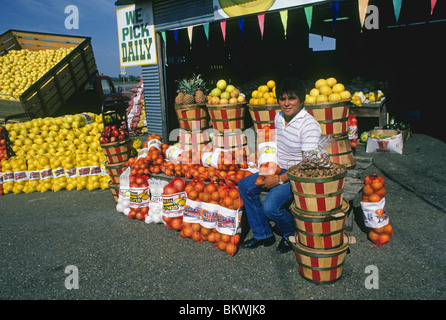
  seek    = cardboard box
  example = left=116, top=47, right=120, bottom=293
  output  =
left=366, top=129, right=403, bottom=154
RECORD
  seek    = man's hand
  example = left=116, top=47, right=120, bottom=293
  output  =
left=256, top=175, right=280, bottom=190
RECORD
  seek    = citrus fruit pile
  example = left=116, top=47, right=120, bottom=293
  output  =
left=249, top=80, right=277, bottom=105
left=0, top=113, right=112, bottom=194
left=0, top=48, right=73, bottom=100
left=305, top=77, right=351, bottom=104
left=207, top=79, right=246, bottom=105
left=361, top=174, right=394, bottom=246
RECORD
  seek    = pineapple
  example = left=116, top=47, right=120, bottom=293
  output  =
left=175, top=74, right=208, bottom=105
left=191, top=74, right=207, bottom=104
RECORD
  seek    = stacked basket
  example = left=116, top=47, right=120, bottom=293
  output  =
left=305, top=99, right=355, bottom=169
left=100, top=138, right=131, bottom=202
left=288, top=164, right=350, bottom=284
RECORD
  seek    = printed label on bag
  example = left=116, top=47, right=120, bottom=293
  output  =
left=2, top=172, right=14, bottom=182
left=200, top=202, right=219, bottom=229
left=40, top=168, right=54, bottom=180
left=28, top=171, right=41, bottom=181
left=216, top=206, right=242, bottom=236
left=65, top=168, right=77, bottom=178
left=14, top=171, right=28, bottom=181
left=89, top=166, right=102, bottom=176
left=77, top=166, right=90, bottom=177
left=130, top=186, right=151, bottom=208
left=52, top=168, right=65, bottom=179
left=162, top=192, right=186, bottom=217
left=257, top=141, right=278, bottom=166
left=183, top=199, right=202, bottom=223
left=361, top=197, right=389, bottom=228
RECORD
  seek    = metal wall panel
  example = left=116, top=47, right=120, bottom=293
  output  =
left=141, top=63, right=166, bottom=139
left=153, top=0, right=214, bottom=31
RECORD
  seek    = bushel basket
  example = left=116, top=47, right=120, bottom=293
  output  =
left=288, top=164, right=347, bottom=215
left=206, top=103, right=247, bottom=132
left=175, top=103, right=210, bottom=131
left=248, top=104, right=280, bottom=132
left=304, top=99, right=350, bottom=137
left=100, top=138, right=131, bottom=163
left=292, top=200, right=349, bottom=250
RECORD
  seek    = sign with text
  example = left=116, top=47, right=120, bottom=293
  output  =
left=116, top=2, right=157, bottom=67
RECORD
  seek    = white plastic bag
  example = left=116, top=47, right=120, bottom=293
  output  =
left=116, top=167, right=131, bottom=215
left=360, top=197, right=389, bottom=229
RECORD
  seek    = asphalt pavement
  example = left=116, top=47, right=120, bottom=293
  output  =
left=1, top=133, right=445, bottom=303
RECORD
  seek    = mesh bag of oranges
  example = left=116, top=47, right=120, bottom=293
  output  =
left=360, top=174, right=394, bottom=246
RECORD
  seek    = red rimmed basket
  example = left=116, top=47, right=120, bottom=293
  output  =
left=288, top=164, right=347, bottom=215
left=206, top=103, right=247, bottom=133
left=104, top=161, right=127, bottom=184
left=100, top=138, right=131, bottom=164
left=304, top=99, right=350, bottom=136
left=175, top=103, right=210, bottom=131
left=291, top=238, right=349, bottom=284
left=291, top=200, right=349, bottom=250
left=248, top=104, right=280, bottom=132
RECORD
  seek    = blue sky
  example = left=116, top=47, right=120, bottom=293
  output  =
left=1, top=0, right=141, bottom=77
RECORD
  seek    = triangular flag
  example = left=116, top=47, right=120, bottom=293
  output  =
left=238, top=18, right=245, bottom=38
left=203, top=23, right=209, bottom=42
left=174, top=29, right=179, bottom=46
left=358, top=0, right=369, bottom=29
left=431, top=0, right=437, bottom=14
left=220, top=20, right=226, bottom=43
left=161, top=31, right=166, bottom=44
left=257, top=14, right=265, bottom=40
left=187, top=26, right=193, bottom=49
left=279, top=10, right=288, bottom=39
left=330, top=1, right=340, bottom=30
left=304, top=6, right=313, bottom=30
left=392, top=0, right=402, bottom=23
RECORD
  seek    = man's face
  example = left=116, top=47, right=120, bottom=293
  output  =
left=278, top=93, right=303, bottom=120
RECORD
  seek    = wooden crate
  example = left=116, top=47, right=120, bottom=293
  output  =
left=0, top=30, right=97, bottom=122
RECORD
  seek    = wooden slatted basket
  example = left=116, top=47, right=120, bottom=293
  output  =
left=291, top=200, right=349, bottom=250
left=291, top=238, right=349, bottom=284
left=206, top=103, right=247, bottom=132
left=109, top=181, right=120, bottom=203
left=175, top=103, right=210, bottom=131
left=288, top=164, right=347, bottom=215
left=324, top=134, right=355, bottom=169
left=304, top=99, right=350, bottom=136
left=248, top=104, right=280, bottom=132
left=104, top=161, right=127, bottom=184
left=100, top=138, right=131, bottom=164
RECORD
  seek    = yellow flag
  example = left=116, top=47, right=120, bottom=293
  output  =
left=280, top=10, right=288, bottom=39
left=358, top=0, right=369, bottom=30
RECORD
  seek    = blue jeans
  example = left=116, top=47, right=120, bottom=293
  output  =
left=238, top=169, right=295, bottom=240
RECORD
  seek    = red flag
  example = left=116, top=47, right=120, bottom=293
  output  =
left=257, top=14, right=265, bottom=40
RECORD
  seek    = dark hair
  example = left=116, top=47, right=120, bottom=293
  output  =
left=276, top=77, right=306, bottom=103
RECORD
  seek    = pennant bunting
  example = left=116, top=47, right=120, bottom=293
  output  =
left=279, top=10, right=288, bottom=39
left=257, top=14, right=265, bottom=40
left=238, top=18, right=245, bottom=38
left=358, top=0, right=369, bottom=29
left=174, top=29, right=179, bottom=46
left=304, top=6, right=313, bottom=30
left=392, top=0, right=402, bottom=23
left=330, top=1, right=340, bottom=30
left=203, top=23, right=209, bottom=42
left=187, top=26, right=193, bottom=49
left=431, top=0, right=437, bottom=14
left=220, top=20, right=226, bottom=43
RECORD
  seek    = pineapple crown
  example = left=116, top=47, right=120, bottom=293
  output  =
left=176, top=74, right=207, bottom=95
